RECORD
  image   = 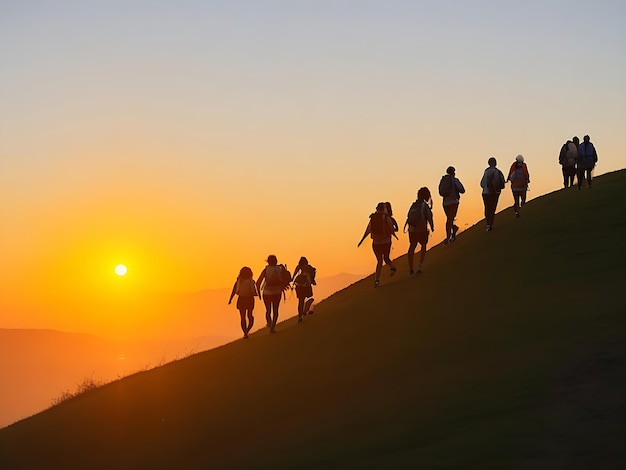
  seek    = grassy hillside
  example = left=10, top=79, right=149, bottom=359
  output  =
left=2, top=170, right=625, bottom=469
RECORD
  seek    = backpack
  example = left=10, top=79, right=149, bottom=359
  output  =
left=407, top=201, right=426, bottom=230
left=370, top=212, right=390, bottom=236
left=294, top=265, right=316, bottom=288
left=510, top=166, right=527, bottom=190
left=237, top=278, right=257, bottom=297
left=487, top=170, right=503, bottom=193
left=266, top=264, right=292, bottom=291
left=438, top=174, right=454, bottom=197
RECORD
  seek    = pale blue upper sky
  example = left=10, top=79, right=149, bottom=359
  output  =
left=1, top=0, right=625, bottom=296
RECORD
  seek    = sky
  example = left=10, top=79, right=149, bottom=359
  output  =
left=1, top=0, right=625, bottom=338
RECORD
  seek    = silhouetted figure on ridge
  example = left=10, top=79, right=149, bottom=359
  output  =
left=577, top=134, right=598, bottom=189
left=292, top=256, right=316, bottom=323
left=480, top=157, right=506, bottom=232
left=507, top=155, right=530, bottom=218
left=404, top=187, right=434, bottom=275
left=358, top=202, right=397, bottom=288
left=228, top=266, right=259, bottom=339
left=559, top=136, right=578, bottom=188
left=256, top=255, right=290, bottom=333
left=438, top=166, right=465, bottom=245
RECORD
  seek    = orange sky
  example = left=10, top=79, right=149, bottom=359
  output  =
left=1, top=1, right=625, bottom=340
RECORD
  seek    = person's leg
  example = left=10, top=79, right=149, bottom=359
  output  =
left=587, top=168, right=593, bottom=187
left=246, top=309, right=254, bottom=334
left=238, top=309, right=247, bottom=337
left=297, top=297, right=305, bottom=321
left=521, top=190, right=527, bottom=206
left=263, top=295, right=272, bottom=327
left=482, top=194, right=489, bottom=224
left=407, top=232, right=417, bottom=273
left=577, top=168, right=584, bottom=189
left=382, top=243, right=395, bottom=274
left=372, top=244, right=384, bottom=285
left=513, top=191, right=520, bottom=212
left=270, top=295, right=281, bottom=331
left=562, top=167, right=568, bottom=188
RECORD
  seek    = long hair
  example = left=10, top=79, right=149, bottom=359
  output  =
left=238, top=266, right=253, bottom=280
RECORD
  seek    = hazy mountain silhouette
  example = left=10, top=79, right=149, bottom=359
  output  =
left=1, top=170, right=624, bottom=468
left=0, top=273, right=361, bottom=428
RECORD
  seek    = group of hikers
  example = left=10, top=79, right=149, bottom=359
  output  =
left=229, top=136, right=599, bottom=336
left=358, top=135, right=599, bottom=287
left=228, top=255, right=316, bottom=338
left=559, top=135, right=599, bottom=189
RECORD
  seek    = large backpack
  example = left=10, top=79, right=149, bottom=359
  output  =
left=407, top=201, right=426, bottom=230
left=294, top=265, right=316, bottom=288
left=487, top=169, right=503, bottom=193
left=370, top=212, right=390, bottom=236
left=236, top=278, right=257, bottom=297
left=510, top=166, right=527, bottom=190
left=438, top=174, right=454, bottom=197
left=266, top=264, right=292, bottom=291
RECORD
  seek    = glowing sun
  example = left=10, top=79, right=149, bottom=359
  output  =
left=114, top=264, right=128, bottom=276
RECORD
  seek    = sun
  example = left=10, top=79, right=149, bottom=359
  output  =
left=114, top=264, right=128, bottom=276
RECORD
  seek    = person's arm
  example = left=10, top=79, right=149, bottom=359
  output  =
left=427, top=207, right=434, bottom=232
left=357, top=221, right=372, bottom=247
left=228, top=281, right=237, bottom=304
left=456, top=179, right=465, bottom=194
left=256, top=269, right=266, bottom=292
left=388, top=216, right=399, bottom=240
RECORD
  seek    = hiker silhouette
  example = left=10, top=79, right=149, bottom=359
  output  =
left=480, top=157, right=506, bottom=231
left=577, top=135, right=598, bottom=189
left=292, top=256, right=316, bottom=323
left=228, top=266, right=259, bottom=339
left=404, top=187, right=434, bottom=275
left=256, top=255, right=289, bottom=333
left=507, top=155, right=530, bottom=218
left=438, top=166, right=465, bottom=245
left=559, top=136, right=578, bottom=188
left=358, top=202, right=397, bottom=288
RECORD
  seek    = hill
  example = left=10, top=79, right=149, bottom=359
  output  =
left=1, top=170, right=625, bottom=469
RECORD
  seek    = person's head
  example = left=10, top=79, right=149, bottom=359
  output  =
left=446, top=166, right=455, bottom=176
left=376, top=202, right=386, bottom=212
left=238, top=266, right=253, bottom=280
left=417, top=187, right=431, bottom=202
left=573, top=136, right=580, bottom=145
left=298, top=256, right=308, bottom=267
left=515, top=155, right=524, bottom=164
left=583, top=135, right=590, bottom=143
left=385, top=202, right=393, bottom=216
left=488, top=157, right=497, bottom=167
left=266, top=255, right=277, bottom=266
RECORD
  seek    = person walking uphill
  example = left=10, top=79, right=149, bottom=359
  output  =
left=358, top=202, right=397, bottom=288
left=480, top=157, right=506, bottom=232
left=507, top=155, right=530, bottom=218
left=404, top=187, right=434, bottom=275
left=438, top=166, right=465, bottom=244
left=577, top=135, right=598, bottom=189
left=256, top=255, right=291, bottom=333
left=292, top=257, right=316, bottom=323
left=559, top=137, right=579, bottom=188
left=228, top=266, right=259, bottom=339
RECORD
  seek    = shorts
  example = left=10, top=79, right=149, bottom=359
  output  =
left=372, top=242, right=392, bottom=257
left=236, top=296, right=255, bottom=311
left=295, top=285, right=313, bottom=299
left=409, top=230, right=429, bottom=245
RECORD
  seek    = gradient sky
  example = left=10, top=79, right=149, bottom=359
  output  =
left=1, top=0, right=625, bottom=337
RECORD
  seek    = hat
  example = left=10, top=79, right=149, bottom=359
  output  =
left=515, top=155, right=524, bottom=163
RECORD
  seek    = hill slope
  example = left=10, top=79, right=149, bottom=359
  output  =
left=2, top=170, right=625, bottom=469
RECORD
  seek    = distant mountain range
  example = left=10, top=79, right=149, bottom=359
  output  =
left=0, top=272, right=362, bottom=428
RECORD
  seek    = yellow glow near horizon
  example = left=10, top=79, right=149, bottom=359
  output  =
left=114, top=264, right=127, bottom=276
